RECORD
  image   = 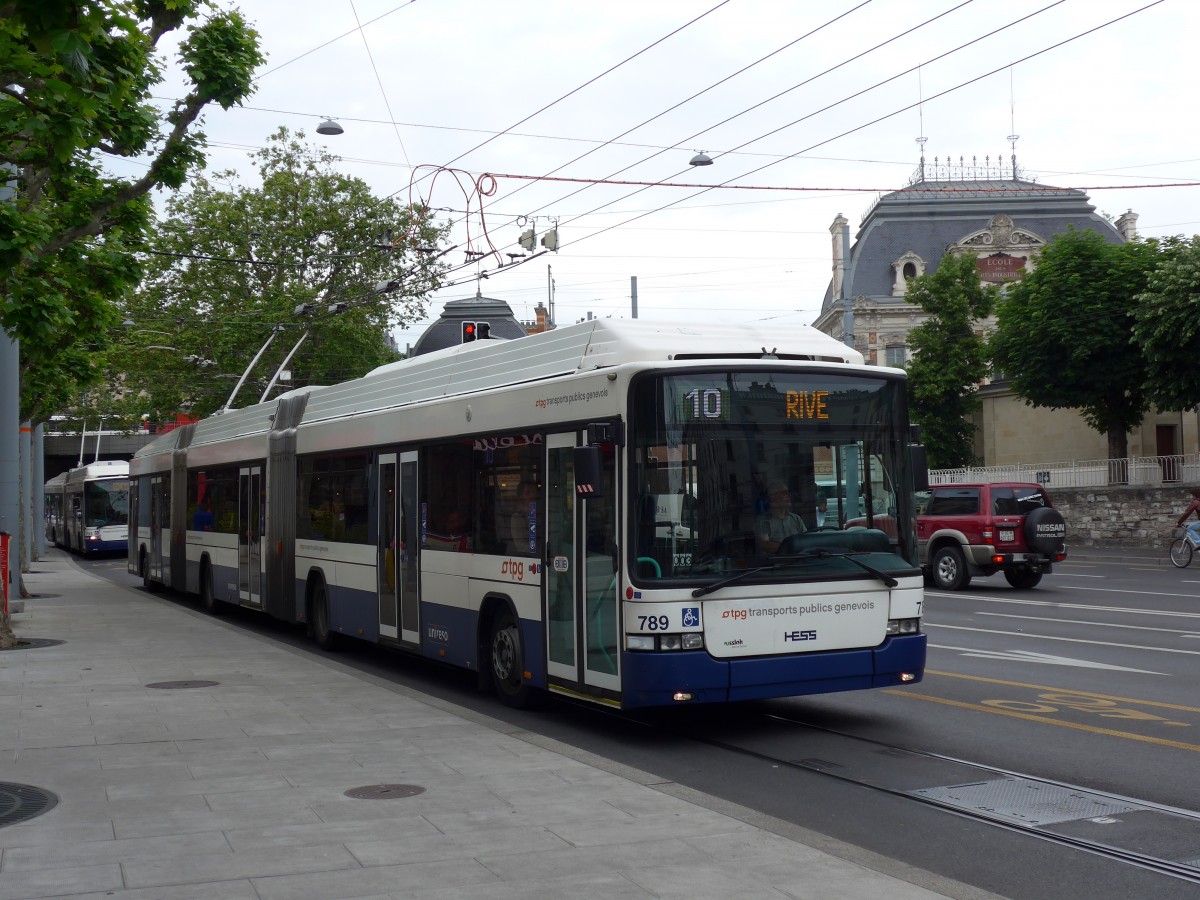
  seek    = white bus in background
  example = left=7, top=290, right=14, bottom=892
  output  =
left=45, top=460, right=130, bottom=554
left=129, top=318, right=927, bottom=710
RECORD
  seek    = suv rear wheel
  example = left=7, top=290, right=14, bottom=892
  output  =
left=1004, top=568, right=1043, bottom=589
left=930, top=545, right=970, bottom=590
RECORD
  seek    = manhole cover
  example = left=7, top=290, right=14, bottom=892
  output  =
left=0, top=783, right=59, bottom=828
left=344, top=784, right=425, bottom=800
left=0, top=638, right=65, bottom=652
left=145, top=680, right=220, bottom=690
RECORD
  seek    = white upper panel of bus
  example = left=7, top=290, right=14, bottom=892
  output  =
left=134, top=318, right=864, bottom=460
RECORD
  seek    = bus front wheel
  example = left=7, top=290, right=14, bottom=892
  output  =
left=490, top=608, right=533, bottom=709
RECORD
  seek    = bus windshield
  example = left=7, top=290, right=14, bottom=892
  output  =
left=84, top=479, right=130, bottom=527
left=630, top=370, right=918, bottom=584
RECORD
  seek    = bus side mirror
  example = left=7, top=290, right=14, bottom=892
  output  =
left=574, top=445, right=604, bottom=499
left=910, top=443, right=929, bottom=492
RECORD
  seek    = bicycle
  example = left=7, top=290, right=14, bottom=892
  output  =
left=1169, top=526, right=1200, bottom=568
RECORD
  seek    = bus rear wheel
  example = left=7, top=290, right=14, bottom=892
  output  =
left=200, top=563, right=224, bottom=615
left=490, top=608, right=533, bottom=709
left=310, top=580, right=337, bottom=651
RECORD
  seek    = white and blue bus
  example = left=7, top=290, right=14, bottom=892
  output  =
left=128, top=319, right=927, bottom=709
left=46, top=460, right=130, bottom=554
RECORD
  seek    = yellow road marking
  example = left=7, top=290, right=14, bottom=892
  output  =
left=883, top=689, right=1200, bottom=753
left=923, top=669, right=1200, bottom=714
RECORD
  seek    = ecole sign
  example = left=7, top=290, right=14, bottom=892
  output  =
left=978, top=252, right=1026, bottom=283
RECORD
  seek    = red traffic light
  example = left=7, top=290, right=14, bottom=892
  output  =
left=462, top=321, right=477, bottom=343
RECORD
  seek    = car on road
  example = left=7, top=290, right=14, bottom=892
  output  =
left=917, top=482, right=1067, bottom=590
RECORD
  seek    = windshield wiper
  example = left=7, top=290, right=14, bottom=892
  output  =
left=690, top=549, right=901, bottom=598
left=691, top=563, right=780, bottom=598
left=774, top=548, right=898, bottom=587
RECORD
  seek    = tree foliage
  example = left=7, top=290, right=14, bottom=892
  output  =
left=108, top=128, right=449, bottom=420
left=0, top=0, right=265, bottom=423
left=903, top=252, right=997, bottom=469
left=1133, top=235, right=1200, bottom=411
left=989, top=228, right=1157, bottom=461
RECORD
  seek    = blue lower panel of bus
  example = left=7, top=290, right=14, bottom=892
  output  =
left=620, top=633, right=926, bottom=708
left=82, top=539, right=127, bottom=554
left=418, top=603, right=546, bottom=688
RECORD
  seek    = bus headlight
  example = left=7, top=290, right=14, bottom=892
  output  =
left=886, top=618, right=921, bottom=635
left=626, top=633, right=705, bottom=651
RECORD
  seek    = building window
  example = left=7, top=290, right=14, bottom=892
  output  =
left=903, top=262, right=917, bottom=279
left=885, top=345, right=906, bottom=368
left=891, top=252, right=926, bottom=296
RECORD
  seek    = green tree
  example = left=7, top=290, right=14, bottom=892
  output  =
left=989, top=227, right=1158, bottom=462
left=903, top=252, right=997, bottom=469
left=1, top=0, right=265, bottom=423
left=1133, top=235, right=1200, bottom=411
left=109, top=128, right=448, bottom=420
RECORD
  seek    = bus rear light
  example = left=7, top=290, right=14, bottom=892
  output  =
left=659, top=635, right=682, bottom=651
left=627, top=635, right=655, bottom=651
left=672, top=691, right=695, bottom=702
left=898, top=672, right=917, bottom=683
left=682, top=633, right=704, bottom=650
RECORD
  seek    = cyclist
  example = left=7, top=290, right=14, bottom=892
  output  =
left=1176, top=486, right=1200, bottom=542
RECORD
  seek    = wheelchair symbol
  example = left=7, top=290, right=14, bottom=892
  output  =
left=681, top=607, right=700, bottom=628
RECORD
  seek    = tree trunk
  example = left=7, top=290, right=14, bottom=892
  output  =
left=1108, top=425, right=1129, bottom=484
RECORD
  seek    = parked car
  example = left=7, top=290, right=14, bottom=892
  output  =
left=917, top=482, right=1067, bottom=590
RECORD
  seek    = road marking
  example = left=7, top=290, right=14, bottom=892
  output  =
left=929, top=623, right=1200, bottom=656
left=925, top=593, right=1200, bottom=619
left=924, top=669, right=1200, bottom=712
left=976, top=611, right=1200, bottom=638
left=882, top=690, right=1200, bottom=753
left=1054, top=573, right=1106, bottom=579
left=929, top=643, right=1163, bottom=674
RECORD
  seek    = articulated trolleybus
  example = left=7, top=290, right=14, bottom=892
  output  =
left=45, top=460, right=130, bottom=554
left=129, top=319, right=926, bottom=709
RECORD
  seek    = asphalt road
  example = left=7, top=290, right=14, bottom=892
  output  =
left=74, top=549, right=1200, bottom=899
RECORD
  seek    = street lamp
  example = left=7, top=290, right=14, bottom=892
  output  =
left=316, top=117, right=344, bottom=136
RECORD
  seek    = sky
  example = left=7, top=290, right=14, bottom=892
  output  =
left=123, top=0, right=1200, bottom=351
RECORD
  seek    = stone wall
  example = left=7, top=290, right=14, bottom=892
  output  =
left=1052, top=486, right=1192, bottom=548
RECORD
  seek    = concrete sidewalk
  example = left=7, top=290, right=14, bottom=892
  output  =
left=0, top=551, right=991, bottom=900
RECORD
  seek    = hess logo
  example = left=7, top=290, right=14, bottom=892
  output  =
left=784, top=630, right=817, bottom=642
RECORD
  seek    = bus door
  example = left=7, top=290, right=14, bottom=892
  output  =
left=546, top=432, right=620, bottom=695
left=148, top=475, right=167, bottom=582
left=378, top=454, right=399, bottom=639
left=239, top=465, right=263, bottom=607
left=379, top=450, right=419, bottom=643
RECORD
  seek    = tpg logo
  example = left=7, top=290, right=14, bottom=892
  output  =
left=784, top=630, right=817, bottom=642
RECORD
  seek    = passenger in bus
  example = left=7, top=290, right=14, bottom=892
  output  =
left=192, top=497, right=214, bottom=532
left=756, top=482, right=806, bottom=554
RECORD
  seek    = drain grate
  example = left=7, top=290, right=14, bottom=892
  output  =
left=344, top=784, right=426, bottom=800
left=0, top=638, right=65, bottom=652
left=145, top=680, right=220, bottom=690
left=0, top=783, right=60, bottom=828
left=911, top=779, right=1144, bottom=827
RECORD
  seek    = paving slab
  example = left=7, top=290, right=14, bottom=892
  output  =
left=0, top=551, right=997, bottom=900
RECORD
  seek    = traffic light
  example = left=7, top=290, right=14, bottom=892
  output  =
left=462, top=321, right=491, bottom=343
left=518, top=228, right=535, bottom=251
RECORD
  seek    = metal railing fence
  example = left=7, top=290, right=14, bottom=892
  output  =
left=930, top=454, right=1200, bottom=489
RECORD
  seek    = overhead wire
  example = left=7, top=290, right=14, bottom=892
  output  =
left=432, top=0, right=1166, bottom=292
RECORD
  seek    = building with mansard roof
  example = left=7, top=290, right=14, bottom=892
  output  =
left=811, top=156, right=1197, bottom=468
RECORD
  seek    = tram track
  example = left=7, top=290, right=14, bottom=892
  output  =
left=640, top=707, right=1200, bottom=887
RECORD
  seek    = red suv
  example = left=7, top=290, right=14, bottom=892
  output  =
left=917, top=482, right=1067, bottom=590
